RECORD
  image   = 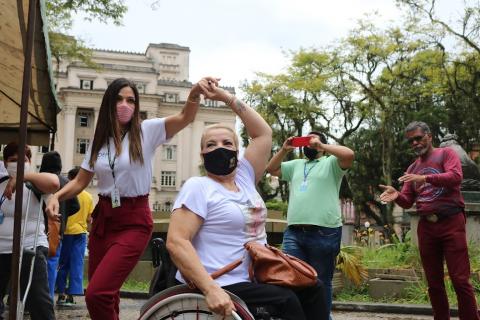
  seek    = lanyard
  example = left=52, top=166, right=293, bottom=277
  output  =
left=0, top=194, right=6, bottom=208
left=106, top=132, right=127, bottom=184
left=303, top=160, right=318, bottom=182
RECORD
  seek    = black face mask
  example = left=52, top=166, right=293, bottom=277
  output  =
left=303, top=146, right=319, bottom=160
left=202, top=147, right=238, bottom=176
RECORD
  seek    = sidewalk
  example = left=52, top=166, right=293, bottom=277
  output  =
left=4, top=293, right=460, bottom=319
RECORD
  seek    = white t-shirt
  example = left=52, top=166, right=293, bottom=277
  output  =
left=0, top=175, right=49, bottom=253
left=172, top=157, right=267, bottom=287
left=81, top=118, right=168, bottom=197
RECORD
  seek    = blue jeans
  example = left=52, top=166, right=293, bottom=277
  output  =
left=282, top=225, right=342, bottom=318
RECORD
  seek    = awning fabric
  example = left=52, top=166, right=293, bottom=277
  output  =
left=0, top=0, right=60, bottom=146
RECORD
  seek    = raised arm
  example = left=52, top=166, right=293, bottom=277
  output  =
left=309, top=136, right=355, bottom=169
left=201, top=81, right=272, bottom=183
left=167, top=207, right=235, bottom=316
left=164, top=77, right=218, bottom=139
left=266, top=137, right=295, bottom=178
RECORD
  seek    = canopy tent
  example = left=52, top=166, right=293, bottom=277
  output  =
left=0, top=0, right=60, bottom=146
left=0, top=0, right=60, bottom=319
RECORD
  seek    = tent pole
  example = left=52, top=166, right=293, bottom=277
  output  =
left=9, top=0, right=37, bottom=319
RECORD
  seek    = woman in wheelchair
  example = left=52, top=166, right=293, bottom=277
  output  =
left=166, top=80, right=328, bottom=320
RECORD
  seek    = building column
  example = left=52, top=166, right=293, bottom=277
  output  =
left=62, top=105, right=77, bottom=173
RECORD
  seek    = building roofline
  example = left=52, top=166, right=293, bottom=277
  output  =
left=93, top=48, right=145, bottom=55
left=147, top=43, right=190, bottom=52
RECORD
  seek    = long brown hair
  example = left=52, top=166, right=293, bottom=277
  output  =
left=88, top=78, right=144, bottom=168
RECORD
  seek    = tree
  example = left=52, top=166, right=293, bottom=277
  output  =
left=46, top=0, right=128, bottom=76
left=397, top=0, right=480, bottom=150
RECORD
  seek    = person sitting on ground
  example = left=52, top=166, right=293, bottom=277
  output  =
left=166, top=79, right=328, bottom=320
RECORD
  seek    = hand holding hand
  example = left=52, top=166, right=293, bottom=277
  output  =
left=45, top=195, right=61, bottom=222
left=198, top=77, right=232, bottom=103
left=204, top=284, right=235, bottom=317
left=188, top=77, right=220, bottom=102
left=379, top=185, right=399, bottom=202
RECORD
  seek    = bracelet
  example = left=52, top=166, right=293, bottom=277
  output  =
left=225, top=94, right=235, bottom=107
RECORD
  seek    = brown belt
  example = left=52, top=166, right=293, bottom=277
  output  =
left=422, top=211, right=461, bottom=223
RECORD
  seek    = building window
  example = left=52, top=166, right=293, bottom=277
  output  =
left=160, top=171, right=176, bottom=187
left=80, top=79, right=93, bottom=90
left=163, top=145, right=176, bottom=160
left=37, top=146, right=49, bottom=153
left=136, top=82, right=146, bottom=94
left=76, top=138, right=90, bottom=154
left=165, top=93, right=178, bottom=103
left=160, top=201, right=172, bottom=212
left=140, top=111, right=147, bottom=120
left=205, top=99, right=218, bottom=108
left=77, top=110, right=93, bottom=127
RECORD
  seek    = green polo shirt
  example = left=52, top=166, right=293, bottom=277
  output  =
left=281, top=156, right=346, bottom=228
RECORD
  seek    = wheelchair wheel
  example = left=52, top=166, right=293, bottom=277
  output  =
left=139, top=285, right=255, bottom=320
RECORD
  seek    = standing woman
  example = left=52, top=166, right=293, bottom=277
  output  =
left=46, top=77, right=210, bottom=319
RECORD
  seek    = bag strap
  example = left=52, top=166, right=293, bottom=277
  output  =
left=0, top=176, right=10, bottom=184
left=184, top=258, right=243, bottom=289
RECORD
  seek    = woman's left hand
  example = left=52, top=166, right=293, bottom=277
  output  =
left=188, top=77, right=220, bottom=102
left=198, top=77, right=231, bottom=103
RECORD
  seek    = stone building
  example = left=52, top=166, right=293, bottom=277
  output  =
left=31, top=43, right=236, bottom=210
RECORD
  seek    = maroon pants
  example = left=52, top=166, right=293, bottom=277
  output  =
left=85, top=195, right=153, bottom=320
left=418, top=212, right=479, bottom=320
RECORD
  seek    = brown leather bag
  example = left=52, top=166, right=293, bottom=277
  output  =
left=244, top=241, right=318, bottom=288
left=47, top=217, right=61, bottom=257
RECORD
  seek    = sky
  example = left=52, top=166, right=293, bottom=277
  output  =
left=71, top=0, right=462, bottom=90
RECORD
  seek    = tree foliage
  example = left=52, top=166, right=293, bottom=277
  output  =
left=244, top=2, right=480, bottom=235
left=46, top=0, right=128, bottom=71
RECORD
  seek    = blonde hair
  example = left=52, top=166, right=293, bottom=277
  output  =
left=200, top=124, right=239, bottom=149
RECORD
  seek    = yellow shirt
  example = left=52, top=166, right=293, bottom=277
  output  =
left=65, top=190, right=94, bottom=235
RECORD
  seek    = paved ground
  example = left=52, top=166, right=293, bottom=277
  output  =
left=3, top=297, right=461, bottom=319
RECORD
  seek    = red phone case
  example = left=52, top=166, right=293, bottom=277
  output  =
left=291, top=136, right=311, bottom=147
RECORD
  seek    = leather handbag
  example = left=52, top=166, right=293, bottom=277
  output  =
left=244, top=241, right=318, bottom=288
left=47, top=217, right=61, bottom=257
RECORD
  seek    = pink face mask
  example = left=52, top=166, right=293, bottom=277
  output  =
left=117, top=103, right=134, bottom=125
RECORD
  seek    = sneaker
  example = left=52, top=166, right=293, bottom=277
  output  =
left=65, top=295, right=75, bottom=306
left=56, top=294, right=67, bottom=306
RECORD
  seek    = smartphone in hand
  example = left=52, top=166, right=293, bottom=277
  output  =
left=290, top=136, right=311, bottom=147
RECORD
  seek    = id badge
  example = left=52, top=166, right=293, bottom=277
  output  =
left=300, top=181, right=308, bottom=192
left=0, top=211, right=4, bottom=224
left=111, top=187, right=121, bottom=208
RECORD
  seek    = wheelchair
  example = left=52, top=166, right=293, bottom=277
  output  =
left=139, top=238, right=280, bottom=320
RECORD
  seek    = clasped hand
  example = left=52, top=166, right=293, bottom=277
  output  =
left=192, top=77, right=231, bottom=103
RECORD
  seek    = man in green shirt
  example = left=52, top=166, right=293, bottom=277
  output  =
left=266, top=131, right=354, bottom=318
